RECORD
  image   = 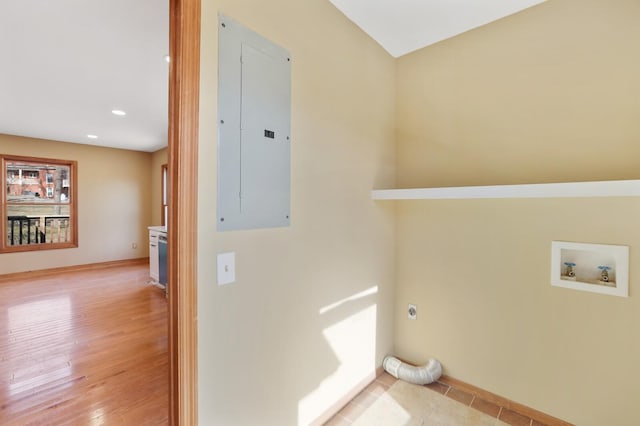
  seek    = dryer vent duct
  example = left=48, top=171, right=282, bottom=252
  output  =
left=382, top=356, right=442, bottom=385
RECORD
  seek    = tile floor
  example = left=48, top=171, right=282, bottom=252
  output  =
left=325, top=373, right=552, bottom=426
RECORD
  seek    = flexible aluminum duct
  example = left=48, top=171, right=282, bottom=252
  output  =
left=382, top=356, right=442, bottom=385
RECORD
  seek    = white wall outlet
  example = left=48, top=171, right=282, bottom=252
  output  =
left=217, top=252, right=236, bottom=285
left=131, top=242, right=138, bottom=249
left=408, top=304, right=417, bottom=320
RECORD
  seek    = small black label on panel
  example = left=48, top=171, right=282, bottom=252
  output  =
left=264, top=129, right=275, bottom=139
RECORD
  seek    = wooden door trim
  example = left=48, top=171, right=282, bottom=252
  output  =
left=168, top=0, right=200, bottom=424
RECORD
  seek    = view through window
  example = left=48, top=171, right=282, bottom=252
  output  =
left=2, top=155, right=78, bottom=252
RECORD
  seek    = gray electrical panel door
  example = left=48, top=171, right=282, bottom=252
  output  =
left=218, top=15, right=291, bottom=231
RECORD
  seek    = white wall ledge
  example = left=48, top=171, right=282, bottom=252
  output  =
left=372, top=180, right=640, bottom=200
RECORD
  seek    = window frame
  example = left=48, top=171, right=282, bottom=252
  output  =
left=161, top=163, right=168, bottom=227
left=1, top=154, right=78, bottom=253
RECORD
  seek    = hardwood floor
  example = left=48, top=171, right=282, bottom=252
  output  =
left=0, top=263, right=168, bottom=425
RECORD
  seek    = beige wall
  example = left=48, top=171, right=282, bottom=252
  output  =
left=394, top=1, right=640, bottom=425
left=150, top=148, right=167, bottom=227
left=0, top=134, right=152, bottom=274
left=396, top=0, right=640, bottom=188
left=197, top=1, right=396, bottom=424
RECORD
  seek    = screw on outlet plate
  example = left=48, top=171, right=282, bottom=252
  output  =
left=408, top=304, right=417, bottom=320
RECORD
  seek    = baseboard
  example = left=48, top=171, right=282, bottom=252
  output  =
left=310, top=366, right=384, bottom=426
left=0, top=257, right=150, bottom=282
left=438, top=375, right=573, bottom=426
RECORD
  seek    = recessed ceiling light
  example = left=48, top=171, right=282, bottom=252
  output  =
left=111, top=109, right=126, bottom=116
left=164, top=55, right=171, bottom=63
left=87, top=134, right=98, bottom=139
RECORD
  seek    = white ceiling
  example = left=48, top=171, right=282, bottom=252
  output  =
left=0, top=0, right=169, bottom=152
left=0, top=1, right=546, bottom=152
left=329, top=0, right=547, bottom=57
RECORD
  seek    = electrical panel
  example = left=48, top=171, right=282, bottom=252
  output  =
left=217, top=15, right=291, bottom=231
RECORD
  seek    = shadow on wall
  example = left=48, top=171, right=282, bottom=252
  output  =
left=297, top=285, right=379, bottom=424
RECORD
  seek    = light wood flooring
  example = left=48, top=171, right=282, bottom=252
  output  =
left=0, top=263, right=168, bottom=425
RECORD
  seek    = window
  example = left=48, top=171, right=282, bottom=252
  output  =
left=1, top=155, right=78, bottom=252
left=161, top=164, right=168, bottom=227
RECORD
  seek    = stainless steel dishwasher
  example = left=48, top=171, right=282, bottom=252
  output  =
left=158, top=233, right=168, bottom=293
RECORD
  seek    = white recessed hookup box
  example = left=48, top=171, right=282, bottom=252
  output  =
left=551, top=241, right=629, bottom=298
